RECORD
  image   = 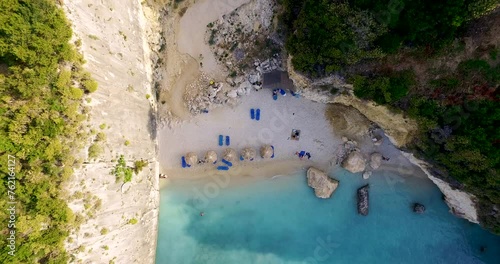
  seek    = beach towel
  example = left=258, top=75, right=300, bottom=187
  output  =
left=181, top=156, right=189, bottom=168
left=250, top=109, right=255, bottom=119
left=299, top=151, right=306, bottom=158
left=217, top=166, right=229, bottom=171
left=226, top=136, right=230, bottom=146
left=256, top=109, right=261, bottom=121
left=222, top=159, right=233, bottom=167
left=271, top=145, right=275, bottom=158
left=219, top=135, right=223, bottom=146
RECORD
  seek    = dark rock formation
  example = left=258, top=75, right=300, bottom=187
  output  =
left=357, top=184, right=369, bottom=216
left=413, top=203, right=426, bottom=214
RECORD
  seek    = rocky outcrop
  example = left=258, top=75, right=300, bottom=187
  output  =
left=342, top=151, right=366, bottom=173
left=413, top=203, right=426, bottom=214
left=369, top=153, right=382, bottom=170
left=307, top=167, right=339, bottom=199
left=403, top=152, right=479, bottom=223
left=357, top=185, right=369, bottom=216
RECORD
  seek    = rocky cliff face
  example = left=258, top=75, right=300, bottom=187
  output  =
left=63, top=1, right=161, bottom=263
left=287, top=55, right=480, bottom=225
left=403, top=152, right=479, bottom=223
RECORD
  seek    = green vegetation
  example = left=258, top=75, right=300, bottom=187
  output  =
left=124, top=140, right=130, bottom=146
left=128, top=218, right=138, bottom=225
left=353, top=70, right=415, bottom=104
left=112, top=155, right=133, bottom=183
left=99, top=123, right=107, bottom=129
left=96, top=132, right=107, bottom=142
left=133, top=160, right=148, bottom=174
left=0, top=0, right=97, bottom=262
left=281, top=0, right=498, bottom=76
left=100, top=228, right=109, bottom=235
left=88, top=143, right=102, bottom=159
left=282, top=0, right=385, bottom=75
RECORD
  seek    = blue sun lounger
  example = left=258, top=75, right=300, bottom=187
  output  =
left=256, top=109, right=261, bottom=121
left=219, top=135, right=223, bottom=146
left=226, top=136, right=230, bottom=146
left=181, top=156, right=189, bottom=168
left=250, top=109, right=255, bottom=119
left=217, top=166, right=229, bottom=171
left=279, top=89, right=286, bottom=96
left=222, top=159, right=233, bottom=167
left=298, top=151, right=306, bottom=158
left=271, top=145, right=275, bottom=158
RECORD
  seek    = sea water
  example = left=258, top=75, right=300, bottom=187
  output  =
left=156, top=169, right=500, bottom=264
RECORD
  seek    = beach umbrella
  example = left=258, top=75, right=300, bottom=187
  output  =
left=240, top=147, right=256, bottom=161
left=223, top=148, right=237, bottom=162
left=185, top=152, right=198, bottom=166
left=204, top=150, right=218, bottom=164
left=260, top=145, right=274, bottom=159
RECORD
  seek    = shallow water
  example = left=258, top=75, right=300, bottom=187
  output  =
left=156, top=169, right=500, bottom=264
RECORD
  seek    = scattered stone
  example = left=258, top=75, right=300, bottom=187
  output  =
left=341, top=136, right=349, bottom=142
left=357, top=184, right=369, bottom=216
left=413, top=203, right=426, bottom=214
left=362, top=171, right=372, bottom=180
left=306, top=167, right=339, bottom=199
left=369, top=153, right=382, bottom=170
left=342, top=150, right=366, bottom=173
left=227, top=90, right=238, bottom=98
left=248, top=74, right=259, bottom=84
left=372, top=135, right=383, bottom=146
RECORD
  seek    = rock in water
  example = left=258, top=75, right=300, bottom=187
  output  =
left=342, top=151, right=366, bottom=173
left=369, top=153, right=382, bottom=170
left=413, top=203, right=426, bottom=214
left=307, top=167, right=339, bottom=199
left=362, top=171, right=372, bottom=180
left=357, top=184, right=369, bottom=216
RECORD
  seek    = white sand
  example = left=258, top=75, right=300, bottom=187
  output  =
left=178, top=0, right=251, bottom=78
left=159, top=90, right=343, bottom=176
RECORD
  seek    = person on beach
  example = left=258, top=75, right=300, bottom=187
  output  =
left=200, top=212, right=204, bottom=216
left=382, top=156, right=390, bottom=161
left=306, top=152, right=311, bottom=159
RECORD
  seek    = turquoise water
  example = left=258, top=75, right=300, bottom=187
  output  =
left=156, top=169, right=500, bottom=264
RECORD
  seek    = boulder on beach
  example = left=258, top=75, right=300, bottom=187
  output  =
left=342, top=151, right=366, bottom=173
left=185, top=152, right=198, bottom=166
left=357, top=184, right=369, bottom=216
left=240, top=147, right=256, bottom=161
left=413, top=203, right=426, bottom=214
left=204, top=150, right=218, bottom=164
left=260, top=145, right=274, bottom=159
left=362, top=171, right=372, bottom=180
left=222, top=148, right=237, bottom=162
left=369, top=153, right=382, bottom=170
left=306, top=167, right=339, bottom=199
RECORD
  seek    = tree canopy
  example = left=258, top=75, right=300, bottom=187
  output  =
left=0, top=1, right=95, bottom=262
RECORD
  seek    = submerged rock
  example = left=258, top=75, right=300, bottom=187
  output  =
left=413, top=203, right=426, bottom=214
left=362, top=171, right=372, bottom=180
left=307, top=167, right=339, bottom=199
left=357, top=184, right=369, bottom=216
left=369, top=153, right=382, bottom=170
left=342, top=150, right=366, bottom=173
